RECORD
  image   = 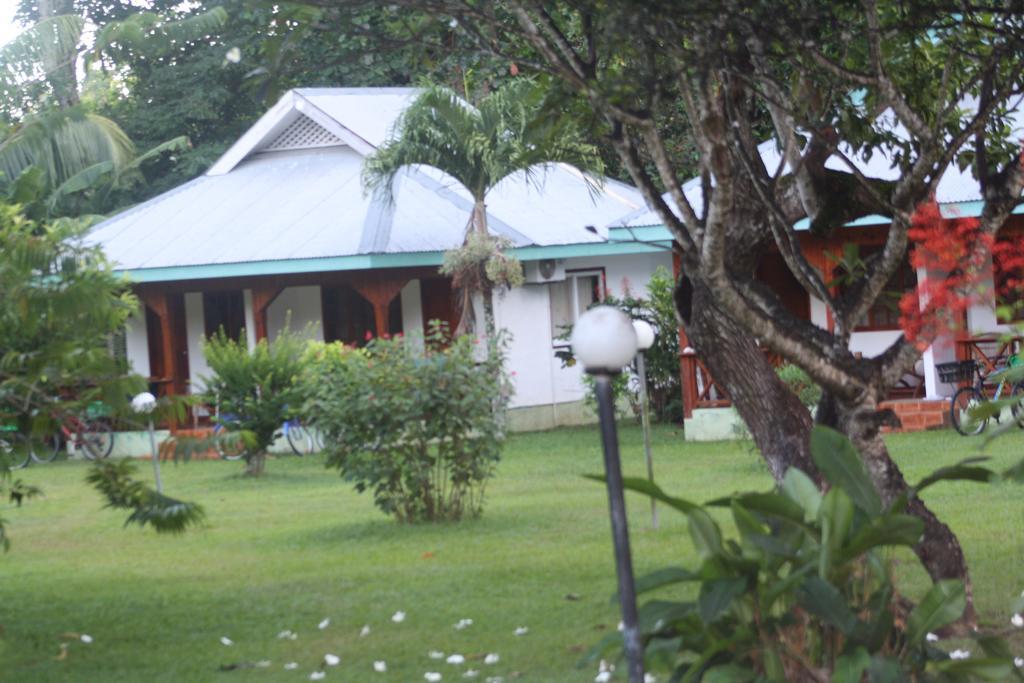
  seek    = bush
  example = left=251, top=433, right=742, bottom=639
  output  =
left=201, top=328, right=309, bottom=476
left=306, top=323, right=511, bottom=523
left=590, top=427, right=1023, bottom=681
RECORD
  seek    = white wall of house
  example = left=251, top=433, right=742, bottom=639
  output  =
left=400, top=280, right=425, bottom=348
left=496, top=251, right=673, bottom=411
left=124, top=309, right=150, bottom=378
left=267, top=286, right=325, bottom=343
left=184, top=292, right=212, bottom=393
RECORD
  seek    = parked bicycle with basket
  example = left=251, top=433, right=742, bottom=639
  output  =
left=938, top=354, right=1024, bottom=436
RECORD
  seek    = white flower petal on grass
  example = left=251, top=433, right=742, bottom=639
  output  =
left=429, top=651, right=445, bottom=660
left=284, top=662, right=299, bottom=670
left=598, top=660, right=611, bottom=672
left=360, top=625, right=371, bottom=637
left=220, top=636, right=234, bottom=646
left=485, top=677, right=504, bottom=683
left=1015, top=656, right=1024, bottom=668
left=950, top=649, right=971, bottom=660
left=926, top=632, right=939, bottom=642
left=374, top=661, right=387, bottom=673
left=425, top=673, right=442, bottom=682
left=617, top=621, right=624, bottom=632
left=278, top=629, right=294, bottom=639
left=310, top=672, right=326, bottom=681
left=644, top=674, right=657, bottom=683
left=513, top=626, right=529, bottom=636
left=483, top=653, right=500, bottom=665
left=454, top=618, right=473, bottom=630
left=225, top=47, right=241, bottom=63
left=319, top=618, right=331, bottom=630
left=595, top=672, right=612, bottom=683
left=463, top=670, right=479, bottom=679
left=324, top=654, right=340, bottom=667
left=1012, top=613, right=1024, bottom=628
left=80, top=634, right=93, bottom=644
left=392, top=611, right=406, bottom=623
left=255, top=661, right=271, bottom=668
left=447, top=654, right=465, bottom=665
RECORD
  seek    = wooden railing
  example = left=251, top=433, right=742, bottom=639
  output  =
left=955, top=335, right=1023, bottom=376
left=680, top=346, right=785, bottom=417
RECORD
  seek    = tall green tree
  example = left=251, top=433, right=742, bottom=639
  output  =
left=355, top=0, right=1024, bottom=623
left=0, top=2, right=225, bottom=216
left=362, top=79, right=603, bottom=337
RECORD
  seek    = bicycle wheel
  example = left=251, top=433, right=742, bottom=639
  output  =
left=285, top=420, right=312, bottom=456
left=214, top=425, right=248, bottom=461
left=1010, top=382, right=1024, bottom=428
left=950, top=387, right=987, bottom=436
left=31, top=432, right=64, bottom=463
left=80, top=420, right=114, bottom=460
left=2, top=431, right=32, bottom=470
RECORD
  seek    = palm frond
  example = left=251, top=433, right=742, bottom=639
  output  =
left=362, top=85, right=485, bottom=203
left=0, top=15, right=85, bottom=104
left=46, top=161, right=114, bottom=210
left=87, top=7, right=228, bottom=67
left=0, top=108, right=135, bottom=190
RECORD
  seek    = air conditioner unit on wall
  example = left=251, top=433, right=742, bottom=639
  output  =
left=523, top=258, right=566, bottom=284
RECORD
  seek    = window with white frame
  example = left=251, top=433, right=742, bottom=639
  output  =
left=550, top=269, right=605, bottom=342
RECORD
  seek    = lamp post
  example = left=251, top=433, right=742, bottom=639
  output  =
left=131, top=392, right=161, bottom=493
left=571, top=306, right=644, bottom=683
left=632, top=320, right=658, bottom=529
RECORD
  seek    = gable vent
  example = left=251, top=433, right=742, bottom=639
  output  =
left=261, top=114, right=345, bottom=152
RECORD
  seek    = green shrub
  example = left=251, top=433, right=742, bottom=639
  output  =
left=201, top=328, right=309, bottom=476
left=591, top=426, right=1023, bottom=681
left=306, top=323, right=511, bottom=522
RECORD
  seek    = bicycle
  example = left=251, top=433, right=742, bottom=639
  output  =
left=31, top=412, right=115, bottom=463
left=0, top=424, right=32, bottom=470
left=212, top=416, right=319, bottom=459
left=938, top=356, right=1024, bottom=436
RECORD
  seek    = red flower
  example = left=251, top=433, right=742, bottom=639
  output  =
left=364, top=330, right=373, bottom=341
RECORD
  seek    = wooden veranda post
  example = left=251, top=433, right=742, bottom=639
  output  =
left=353, top=279, right=408, bottom=337
left=251, top=286, right=283, bottom=342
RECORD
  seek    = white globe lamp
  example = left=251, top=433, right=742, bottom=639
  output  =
left=570, top=306, right=638, bottom=374
left=632, top=320, right=656, bottom=352
left=131, top=391, right=157, bottom=414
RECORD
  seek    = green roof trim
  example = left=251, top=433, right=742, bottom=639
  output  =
left=116, top=226, right=674, bottom=283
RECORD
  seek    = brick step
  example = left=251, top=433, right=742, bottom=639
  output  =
left=879, top=399, right=949, bottom=432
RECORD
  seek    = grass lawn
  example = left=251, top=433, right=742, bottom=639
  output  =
left=1, top=424, right=1023, bottom=682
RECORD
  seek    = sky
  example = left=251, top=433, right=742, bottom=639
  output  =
left=0, top=0, right=22, bottom=48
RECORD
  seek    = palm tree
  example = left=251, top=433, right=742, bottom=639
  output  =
left=362, top=80, right=604, bottom=339
left=0, top=5, right=225, bottom=215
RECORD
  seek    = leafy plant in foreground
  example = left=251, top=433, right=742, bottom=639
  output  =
left=86, top=459, right=204, bottom=534
left=589, top=426, right=1023, bottom=681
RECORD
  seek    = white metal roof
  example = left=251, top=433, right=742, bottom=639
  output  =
left=88, top=88, right=643, bottom=272
left=615, top=104, right=1024, bottom=229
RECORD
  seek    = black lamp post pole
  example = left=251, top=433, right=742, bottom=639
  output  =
left=592, top=371, right=644, bottom=683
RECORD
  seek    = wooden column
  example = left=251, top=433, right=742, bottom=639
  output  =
left=353, top=279, right=408, bottom=337
left=138, top=291, right=175, bottom=398
left=251, top=286, right=283, bottom=342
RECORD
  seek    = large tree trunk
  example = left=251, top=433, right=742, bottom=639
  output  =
left=680, top=276, right=975, bottom=625
left=822, top=394, right=976, bottom=628
left=679, top=277, right=817, bottom=481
